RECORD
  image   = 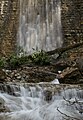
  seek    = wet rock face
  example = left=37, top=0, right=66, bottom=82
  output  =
left=0, top=97, right=5, bottom=112
left=57, top=67, right=83, bottom=84
left=61, top=0, right=83, bottom=68
left=43, top=90, right=52, bottom=102
left=0, top=97, right=10, bottom=112
left=0, top=0, right=20, bottom=56
left=18, top=0, right=62, bottom=54
left=76, top=57, right=83, bottom=74
left=61, top=0, right=83, bottom=46
left=0, top=0, right=82, bottom=57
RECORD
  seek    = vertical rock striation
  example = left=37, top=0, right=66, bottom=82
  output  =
left=17, top=0, right=62, bottom=54
left=0, top=0, right=20, bottom=56
left=61, top=0, right=83, bottom=45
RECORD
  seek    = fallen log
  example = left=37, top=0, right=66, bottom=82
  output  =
left=47, top=42, right=83, bottom=56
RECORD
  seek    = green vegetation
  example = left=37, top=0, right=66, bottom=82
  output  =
left=7, top=54, right=21, bottom=69
left=31, top=50, right=50, bottom=65
left=0, top=57, right=6, bottom=68
left=0, top=50, right=50, bottom=69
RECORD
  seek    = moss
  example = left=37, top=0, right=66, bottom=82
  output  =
left=0, top=50, right=50, bottom=69
left=31, top=50, right=50, bottom=65
left=0, top=57, right=6, bottom=68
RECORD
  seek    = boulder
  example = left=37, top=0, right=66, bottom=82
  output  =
left=43, top=90, right=52, bottom=102
left=0, top=69, right=7, bottom=82
left=57, top=67, right=82, bottom=84
left=0, top=97, right=10, bottom=112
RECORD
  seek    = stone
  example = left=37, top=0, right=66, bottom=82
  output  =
left=17, top=76, right=21, bottom=80
left=57, top=67, right=82, bottom=84
left=0, top=69, right=6, bottom=82
left=43, top=90, right=52, bottom=102
left=76, top=57, right=83, bottom=74
left=0, top=97, right=10, bottom=112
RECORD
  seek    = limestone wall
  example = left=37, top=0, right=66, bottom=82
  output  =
left=0, top=0, right=83, bottom=56
left=0, top=0, right=20, bottom=56
left=61, top=0, right=83, bottom=46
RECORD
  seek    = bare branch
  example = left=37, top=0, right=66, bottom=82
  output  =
left=63, top=97, right=76, bottom=105
left=47, top=42, right=83, bottom=56
left=57, top=107, right=80, bottom=120
left=63, top=97, right=83, bottom=114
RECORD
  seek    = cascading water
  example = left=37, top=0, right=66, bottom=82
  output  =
left=0, top=84, right=83, bottom=120
left=17, top=0, right=62, bottom=54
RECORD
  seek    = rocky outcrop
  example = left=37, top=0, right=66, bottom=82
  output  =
left=0, top=97, right=10, bottom=112
left=2, top=66, right=57, bottom=83
left=0, top=58, right=82, bottom=84
left=57, top=67, right=83, bottom=84
left=0, top=0, right=83, bottom=57
left=61, top=0, right=83, bottom=46
left=0, top=0, right=20, bottom=56
left=0, top=0, right=83, bottom=84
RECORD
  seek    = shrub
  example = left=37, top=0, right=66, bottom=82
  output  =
left=0, top=57, right=6, bottom=68
left=0, top=50, right=50, bottom=69
left=7, top=54, right=30, bottom=69
left=19, top=56, right=30, bottom=65
left=31, top=50, right=50, bottom=65
left=7, top=54, right=20, bottom=69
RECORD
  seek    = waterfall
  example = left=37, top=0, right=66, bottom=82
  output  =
left=0, top=84, right=83, bottom=120
left=17, top=0, right=62, bottom=54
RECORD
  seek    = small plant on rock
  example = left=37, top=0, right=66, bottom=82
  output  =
left=7, top=54, right=20, bottom=69
left=0, top=57, right=6, bottom=68
left=7, top=53, right=30, bottom=69
left=31, top=50, right=50, bottom=65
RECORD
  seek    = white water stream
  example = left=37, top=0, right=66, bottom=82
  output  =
left=0, top=84, right=83, bottom=120
left=17, top=0, right=62, bottom=54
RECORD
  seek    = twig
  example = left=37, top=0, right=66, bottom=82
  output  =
left=63, top=97, right=76, bottom=105
left=57, top=107, right=80, bottom=120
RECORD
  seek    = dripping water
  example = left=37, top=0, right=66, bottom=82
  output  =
left=17, top=0, right=62, bottom=54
